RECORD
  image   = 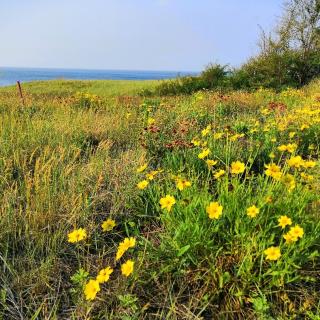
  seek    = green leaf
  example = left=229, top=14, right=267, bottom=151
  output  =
left=177, top=245, right=190, bottom=257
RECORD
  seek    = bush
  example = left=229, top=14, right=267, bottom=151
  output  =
left=152, top=64, right=231, bottom=96
left=235, top=49, right=320, bottom=90
left=149, top=52, right=320, bottom=96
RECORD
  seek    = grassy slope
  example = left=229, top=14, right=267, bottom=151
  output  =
left=0, top=79, right=157, bottom=97
left=0, top=80, right=319, bottom=319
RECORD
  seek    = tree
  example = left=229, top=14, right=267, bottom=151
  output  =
left=279, top=0, right=320, bottom=53
left=239, top=0, right=320, bottom=89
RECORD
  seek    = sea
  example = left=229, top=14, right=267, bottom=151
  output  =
left=0, top=67, right=197, bottom=87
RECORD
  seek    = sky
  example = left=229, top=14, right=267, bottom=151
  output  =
left=0, top=0, right=283, bottom=71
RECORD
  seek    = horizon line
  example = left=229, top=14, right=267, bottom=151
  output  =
left=0, top=65, right=200, bottom=74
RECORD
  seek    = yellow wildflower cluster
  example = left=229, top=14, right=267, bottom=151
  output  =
left=283, top=225, right=304, bottom=244
left=75, top=92, right=100, bottom=105
left=68, top=220, right=136, bottom=301
left=83, top=236, right=136, bottom=301
left=277, top=143, right=298, bottom=153
left=70, top=87, right=319, bottom=307
left=287, top=156, right=316, bottom=169
left=116, top=237, right=136, bottom=261
left=136, top=163, right=162, bottom=190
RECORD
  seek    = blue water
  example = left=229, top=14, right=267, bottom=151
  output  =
left=0, top=67, right=197, bottom=87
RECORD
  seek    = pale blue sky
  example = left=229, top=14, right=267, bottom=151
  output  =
left=0, top=0, right=283, bottom=71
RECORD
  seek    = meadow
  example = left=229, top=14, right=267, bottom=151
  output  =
left=0, top=79, right=319, bottom=319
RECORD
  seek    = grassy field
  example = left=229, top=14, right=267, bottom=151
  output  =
left=0, top=80, right=319, bottom=319
left=0, top=79, right=158, bottom=97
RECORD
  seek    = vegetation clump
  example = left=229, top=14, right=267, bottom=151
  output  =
left=0, top=78, right=319, bottom=319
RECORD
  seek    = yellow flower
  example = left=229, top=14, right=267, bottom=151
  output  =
left=281, top=174, right=296, bottom=191
left=125, top=112, right=132, bottom=119
left=278, top=215, right=292, bottom=229
left=300, top=172, right=314, bottom=182
left=286, top=143, right=298, bottom=153
left=283, top=232, right=296, bottom=244
left=271, top=137, right=277, bottom=143
left=176, top=179, right=191, bottom=191
left=121, top=260, right=134, bottom=277
left=159, top=195, right=176, bottom=212
left=145, top=173, right=154, bottom=180
left=191, top=138, right=201, bottom=146
left=201, top=125, right=211, bottom=137
left=230, top=133, right=245, bottom=141
left=116, top=237, right=136, bottom=260
left=67, top=228, right=87, bottom=243
left=287, top=156, right=304, bottom=168
left=289, top=132, right=296, bottom=139
left=278, top=123, right=287, bottom=131
left=136, top=164, right=148, bottom=173
left=145, top=170, right=160, bottom=180
left=289, top=225, right=304, bottom=239
left=101, top=219, right=116, bottom=232
left=206, top=201, right=223, bottom=219
left=264, top=163, right=282, bottom=180
left=198, top=148, right=211, bottom=159
left=137, top=180, right=149, bottom=190
left=147, top=117, right=155, bottom=125
left=230, top=161, right=245, bottom=174
left=202, top=141, right=208, bottom=147
left=300, top=124, right=309, bottom=131
left=246, top=205, right=259, bottom=218
left=264, top=246, right=281, bottom=261
left=123, top=237, right=136, bottom=249
left=302, top=160, right=316, bottom=169
left=116, top=248, right=126, bottom=261
left=206, top=159, right=218, bottom=167
left=214, top=169, right=225, bottom=179
left=96, top=267, right=113, bottom=283
left=213, top=132, right=224, bottom=140
left=278, top=145, right=287, bottom=152
left=277, top=143, right=297, bottom=153
left=84, top=279, right=100, bottom=301
left=261, top=108, right=270, bottom=115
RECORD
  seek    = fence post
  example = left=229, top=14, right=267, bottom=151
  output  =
left=16, top=81, right=25, bottom=105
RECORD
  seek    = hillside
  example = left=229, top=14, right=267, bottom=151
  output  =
left=0, top=79, right=158, bottom=97
left=0, top=80, right=319, bottom=319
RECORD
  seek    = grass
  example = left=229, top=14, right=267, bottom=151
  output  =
left=0, top=79, right=158, bottom=97
left=0, top=80, right=319, bottom=319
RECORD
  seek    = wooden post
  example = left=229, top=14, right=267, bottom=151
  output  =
left=16, top=81, right=25, bottom=105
